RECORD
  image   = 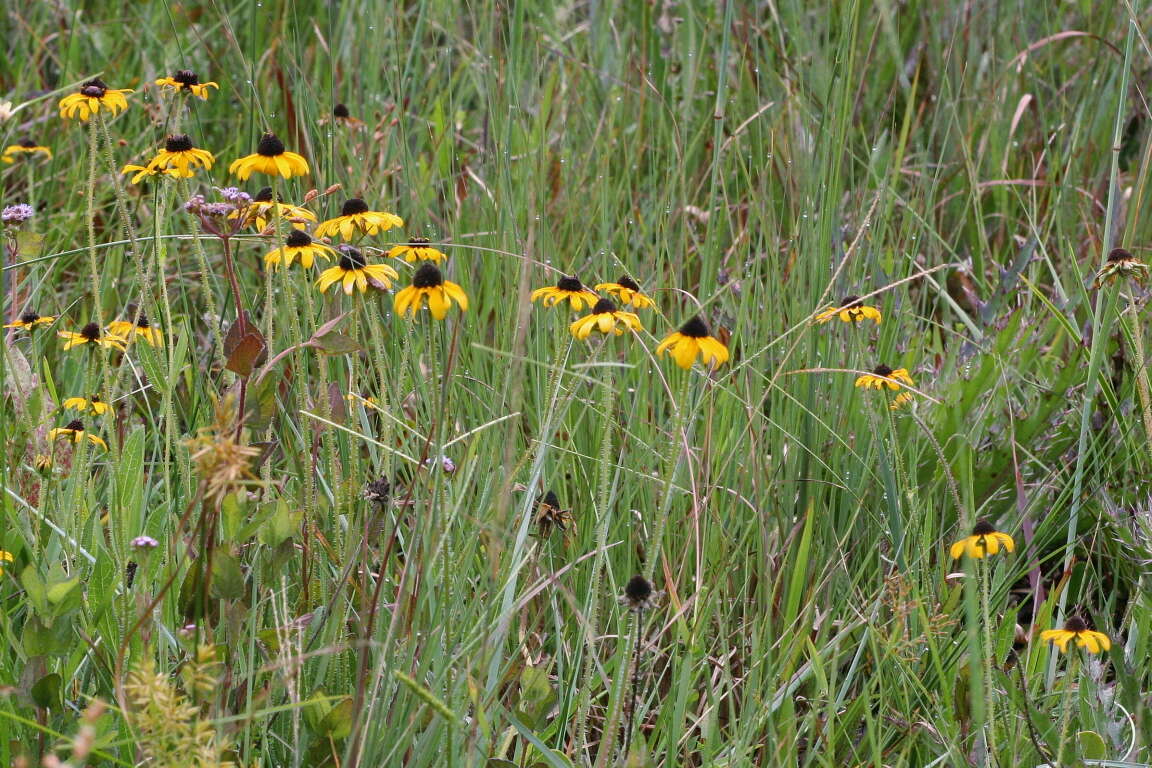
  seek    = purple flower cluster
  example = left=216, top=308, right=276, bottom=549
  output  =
left=2, top=203, right=34, bottom=225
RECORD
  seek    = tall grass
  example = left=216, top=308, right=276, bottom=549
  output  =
left=2, top=1, right=1151, bottom=765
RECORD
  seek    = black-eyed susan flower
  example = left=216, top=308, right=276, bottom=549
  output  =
left=154, top=69, right=218, bottom=100
left=315, top=198, right=404, bottom=241
left=331, top=103, right=364, bottom=128
left=5, top=311, right=55, bottom=330
left=2, top=138, right=51, bottom=163
left=48, top=419, right=107, bottom=450
left=265, top=230, right=334, bottom=269
left=62, top=395, right=112, bottom=416
left=393, top=262, right=468, bottom=320
left=815, top=295, right=882, bottom=325
left=619, top=575, right=661, bottom=612
left=535, top=490, right=574, bottom=538
left=228, top=132, right=309, bottom=179
left=58, top=78, right=133, bottom=122
left=34, top=454, right=53, bottom=472
left=0, top=550, right=13, bottom=576
left=363, top=476, right=391, bottom=508
left=1040, top=617, right=1111, bottom=654
left=530, top=275, right=600, bottom=310
left=59, top=322, right=127, bottom=351
left=949, top=520, right=1015, bottom=560
left=121, top=163, right=190, bottom=184
left=1093, top=247, right=1148, bottom=287
left=232, top=187, right=316, bottom=231
left=855, top=364, right=914, bottom=390
left=145, top=134, right=215, bottom=176
left=387, top=236, right=446, bottom=263
left=108, top=312, right=164, bottom=347
left=656, top=316, right=730, bottom=370
left=595, top=275, right=655, bottom=309
left=569, top=298, right=643, bottom=339
left=316, top=246, right=399, bottom=295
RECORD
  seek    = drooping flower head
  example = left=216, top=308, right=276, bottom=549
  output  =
left=1040, top=616, right=1112, bottom=654
left=656, top=316, right=730, bottom=370
left=855, top=364, right=914, bottom=390
left=48, top=419, right=108, bottom=450
left=58, top=78, right=133, bottom=121
left=815, top=295, right=882, bottom=325
left=62, top=395, right=112, bottom=416
left=315, top=198, right=404, bottom=241
left=2, top=138, right=51, bottom=164
left=146, top=134, right=215, bottom=176
left=4, top=311, right=55, bottom=330
left=231, top=186, right=316, bottom=231
left=595, top=275, right=654, bottom=309
left=228, top=132, right=309, bottom=179
left=387, top=236, right=447, bottom=263
left=108, top=311, right=164, bottom=347
left=265, top=230, right=334, bottom=269
left=315, top=245, right=399, bottom=295
left=569, top=298, right=644, bottom=339
left=121, top=163, right=190, bottom=184
left=154, top=69, right=218, bottom=99
left=1093, top=247, right=1148, bottom=287
left=393, top=263, right=469, bottom=320
left=59, top=322, right=127, bottom=351
left=535, top=490, right=573, bottom=538
left=331, top=103, right=364, bottom=128
left=619, top=575, right=661, bottom=612
left=530, top=275, right=600, bottom=311
left=949, top=520, right=1015, bottom=560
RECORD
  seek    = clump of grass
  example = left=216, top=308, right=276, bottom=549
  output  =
left=1, top=1, right=1150, bottom=766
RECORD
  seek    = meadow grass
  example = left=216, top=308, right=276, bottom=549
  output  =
left=2, top=1, right=1151, bottom=765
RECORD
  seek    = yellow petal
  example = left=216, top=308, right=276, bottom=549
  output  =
left=444, top=282, right=469, bottom=310
left=428, top=287, right=450, bottom=319
left=673, top=338, right=698, bottom=369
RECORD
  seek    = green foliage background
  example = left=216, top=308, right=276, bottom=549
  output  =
left=2, top=0, right=1151, bottom=765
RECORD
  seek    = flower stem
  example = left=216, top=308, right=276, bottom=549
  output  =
left=979, top=557, right=998, bottom=766
left=1054, top=651, right=1080, bottom=766
left=1125, top=291, right=1152, bottom=460
left=84, top=124, right=103, bottom=326
left=644, top=372, right=693, bottom=581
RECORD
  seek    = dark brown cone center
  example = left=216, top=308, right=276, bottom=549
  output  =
left=412, top=263, right=444, bottom=288
left=338, top=247, right=366, bottom=271
left=680, top=316, right=709, bottom=338
left=256, top=133, right=286, bottom=157
left=286, top=230, right=312, bottom=247
left=624, top=575, right=653, bottom=603
left=341, top=198, right=370, bottom=216
left=165, top=134, right=193, bottom=152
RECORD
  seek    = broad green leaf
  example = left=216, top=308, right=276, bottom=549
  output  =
left=30, top=673, right=62, bottom=709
